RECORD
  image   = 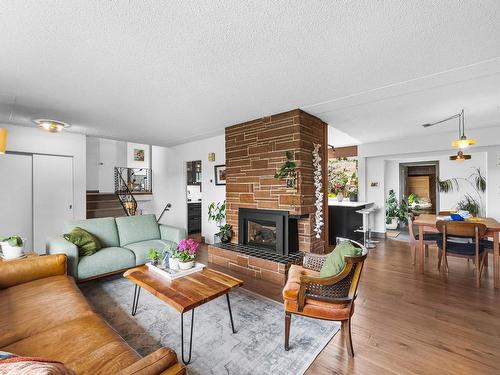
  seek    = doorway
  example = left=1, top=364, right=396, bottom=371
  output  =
left=399, top=161, right=439, bottom=216
left=0, top=153, right=74, bottom=254
left=186, top=160, right=202, bottom=242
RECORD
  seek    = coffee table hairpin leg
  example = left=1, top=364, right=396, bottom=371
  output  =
left=181, top=309, right=195, bottom=365
left=131, top=285, right=141, bottom=316
left=226, top=293, right=236, bottom=334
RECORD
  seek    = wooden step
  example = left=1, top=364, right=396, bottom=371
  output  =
left=86, top=200, right=123, bottom=210
left=86, top=192, right=118, bottom=202
left=86, top=207, right=126, bottom=219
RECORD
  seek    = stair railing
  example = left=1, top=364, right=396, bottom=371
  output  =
left=157, top=203, right=172, bottom=223
left=114, top=167, right=138, bottom=216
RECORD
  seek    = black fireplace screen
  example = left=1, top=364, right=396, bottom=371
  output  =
left=238, top=208, right=298, bottom=256
left=247, top=219, right=277, bottom=249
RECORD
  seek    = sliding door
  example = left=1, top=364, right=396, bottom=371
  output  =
left=0, top=154, right=33, bottom=251
left=33, top=154, right=74, bottom=253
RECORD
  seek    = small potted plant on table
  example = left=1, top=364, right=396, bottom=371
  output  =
left=147, top=248, right=161, bottom=266
left=176, top=239, right=199, bottom=270
left=0, top=235, right=25, bottom=260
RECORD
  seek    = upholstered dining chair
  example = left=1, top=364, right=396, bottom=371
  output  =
left=435, top=220, right=488, bottom=288
left=408, top=213, right=440, bottom=264
left=282, top=240, right=368, bottom=357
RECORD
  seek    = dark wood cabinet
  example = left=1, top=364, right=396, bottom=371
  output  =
left=188, top=202, right=202, bottom=234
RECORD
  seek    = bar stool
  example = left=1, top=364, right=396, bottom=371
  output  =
left=355, top=206, right=377, bottom=249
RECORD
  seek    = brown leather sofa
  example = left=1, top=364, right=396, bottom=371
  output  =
left=0, top=254, right=185, bottom=375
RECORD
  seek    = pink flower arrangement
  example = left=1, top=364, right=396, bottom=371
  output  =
left=175, top=239, right=199, bottom=262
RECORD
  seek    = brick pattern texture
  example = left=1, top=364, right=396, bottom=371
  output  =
left=225, top=109, right=328, bottom=253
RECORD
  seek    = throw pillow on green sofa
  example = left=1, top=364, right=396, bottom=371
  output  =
left=320, top=240, right=361, bottom=278
left=64, top=227, right=102, bottom=257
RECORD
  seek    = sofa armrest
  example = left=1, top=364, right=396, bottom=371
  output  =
left=117, top=348, right=185, bottom=375
left=159, top=225, right=186, bottom=244
left=0, top=254, right=67, bottom=289
left=46, top=236, right=79, bottom=279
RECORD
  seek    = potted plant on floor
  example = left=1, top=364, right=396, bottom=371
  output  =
left=176, top=239, right=199, bottom=270
left=0, top=235, right=25, bottom=260
left=385, top=190, right=399, bottom=230
left=208, top=201, right=233, bottom=243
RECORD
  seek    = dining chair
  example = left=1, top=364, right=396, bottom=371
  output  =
left=408, top=214, right=440, bottom=264
left=282, top=240, right=368, bottom=357
left=435, top=221, right=488, bottom=287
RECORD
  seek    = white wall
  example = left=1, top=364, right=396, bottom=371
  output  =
left=151, top=134, right=225, bottom=243
left=1, top=124, right=86, bottom=220
left=359, top=127, right=500, bottom=233
left=86, top=137, right=99, bottom=190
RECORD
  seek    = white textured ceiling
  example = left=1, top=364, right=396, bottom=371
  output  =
left=1, top=1, right=500, bottom=146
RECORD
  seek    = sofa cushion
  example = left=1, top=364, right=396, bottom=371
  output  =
left=78, top=247, right=136, bottom=280
left=0, top=275, right=93, bottom=347
left=2, top=314, right=141, bottom=375
left=65, top=217, right=120, bottom=248
left=64, top=227, right=102, bottom=257
left=124, top=239, right=176, bottom=266
left=115, top=214, right=160, bottom=246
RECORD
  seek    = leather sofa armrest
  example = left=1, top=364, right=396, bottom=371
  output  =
left=116, top=348, right=185, bottom=375
left=0, top=254, right=67, bottom=289
left=159, top=225, right=186, bottom=244
left=46, top=236, right=79, bottom=279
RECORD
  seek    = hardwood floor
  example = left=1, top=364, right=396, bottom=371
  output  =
left=199, top=238, right=500, bottom=374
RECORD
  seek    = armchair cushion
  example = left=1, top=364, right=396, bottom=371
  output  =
left=320, top=241, right=361, bottom=278
left=283, top=266, right=352, bottom=320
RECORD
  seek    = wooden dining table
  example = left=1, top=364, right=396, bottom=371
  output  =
left=413, top=214, right=500, bottom=289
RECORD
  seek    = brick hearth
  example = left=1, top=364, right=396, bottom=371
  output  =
left=208, top=243, right=303, bottom=285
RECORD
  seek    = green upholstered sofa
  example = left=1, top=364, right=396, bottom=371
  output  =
left=46, top=214, right=186, bottom=281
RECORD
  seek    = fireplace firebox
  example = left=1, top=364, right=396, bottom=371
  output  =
left=238, top=208, right=298, bottom=256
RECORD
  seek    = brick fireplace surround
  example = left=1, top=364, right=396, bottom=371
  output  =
left=208, top=109, right=328, bottom=285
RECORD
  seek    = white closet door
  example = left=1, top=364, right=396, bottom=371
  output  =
left=0, top=153, right=33, bottom=251
left=33, top=155, right=74, bottom=253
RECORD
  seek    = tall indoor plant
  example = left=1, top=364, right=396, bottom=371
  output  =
left=208, top=201, right=232, bottom=243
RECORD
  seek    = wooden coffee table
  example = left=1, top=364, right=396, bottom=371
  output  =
left=124, top=265, right=243, bottom=364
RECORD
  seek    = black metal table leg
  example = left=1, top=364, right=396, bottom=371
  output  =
left=181, top=309, right=195, bottom=365
left=226, top=293, right=236, bottom=334
left=131, top=285, right=141, bottom=316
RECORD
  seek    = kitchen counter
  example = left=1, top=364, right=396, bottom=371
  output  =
left=328, top=201, right=373, bottom=245
left=328, top=200, right=373, bottom=208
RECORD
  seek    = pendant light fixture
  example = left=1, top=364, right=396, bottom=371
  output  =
left=451, top=109, right=476, bottom=149
left=33, top=119, right=71, bottom=133
left=0, top=128, right=7, bottom=154
left=422, top=108, right=475, bottom=161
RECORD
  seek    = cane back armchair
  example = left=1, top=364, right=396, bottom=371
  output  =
left=282, top=239, right=368, bottom=357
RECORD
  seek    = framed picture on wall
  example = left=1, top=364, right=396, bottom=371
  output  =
left=214, top=164, right=226, bottom=185
left=134, top=149, right=145, bottom=161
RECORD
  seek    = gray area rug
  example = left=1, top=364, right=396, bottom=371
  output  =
left=81, top=276, right=340, bottom=375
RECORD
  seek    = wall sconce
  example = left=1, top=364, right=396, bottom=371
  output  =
left=208, top=152, right=215, bottom=162
left=0, top=128, right=7, bottom=154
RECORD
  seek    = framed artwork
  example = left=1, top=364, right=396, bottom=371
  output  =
left=134, top=149, right=145, bottom=161
left=214, top=164, right=226, bottom=185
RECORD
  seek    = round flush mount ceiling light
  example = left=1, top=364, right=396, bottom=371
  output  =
left=33, top=119, right=71, bottom=133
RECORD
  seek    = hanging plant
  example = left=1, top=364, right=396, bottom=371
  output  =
left=312, top=144, right=324, bottom=239
left=274, top=151, right=297, bottom=189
